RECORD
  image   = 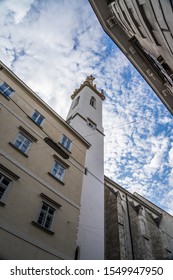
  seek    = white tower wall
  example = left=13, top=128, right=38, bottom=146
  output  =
left=67, top=78, right=105, bottom=259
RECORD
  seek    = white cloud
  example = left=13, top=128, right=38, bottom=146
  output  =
left=168, top=146, right=173, bottom=167
left=143, top=136, right=169, bottom=175
left=0, top=0, right=35, bottom=23
left=0, top=0, right=106, bottom=119
left=168, top=169, right=173, bottom=186
left=160, top=187, right=173, bottom=215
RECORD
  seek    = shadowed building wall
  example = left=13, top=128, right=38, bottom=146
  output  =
left=89, top=0, right=173, bottom=115
left=105, top=176, right=173, bottom=260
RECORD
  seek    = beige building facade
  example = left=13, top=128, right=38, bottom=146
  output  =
left=89, top=0, right=173, bottom=115
left=105, top=176, right=173, bottom=260
left=0, top=61, right=90, bottom=259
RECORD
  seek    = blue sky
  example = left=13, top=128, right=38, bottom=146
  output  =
left=0, top=0, right=173, bottom=214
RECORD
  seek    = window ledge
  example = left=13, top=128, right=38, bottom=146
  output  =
left=48, top=172, right=65, bottom=185
left=53, top=154, right=70, bottom=169
left=19, top=126, right=38, bottom=142
left=58, top=142, right=71, bottom=154
left=44, top=137, right=69, bottom=159
left=0, top=201, right=5, bottom=206
left=40, top=193, right=61, bottom=208
left=9, top=142, right=29, bottom=158
left=0, top=164, right=20, bottom=180
left=91, top=105, right=96, bottom=109
left=27, top=116, right=43, bottom=130
left=0, top=91, right=10, bottom=100
left=31, top=221, right=54, bottom=235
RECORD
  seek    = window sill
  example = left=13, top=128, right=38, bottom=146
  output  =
left=58, top=142, right=71, bottom=154
left=9, top=142, right=29, bottom=158
left=40, top=193, right=61, bottom=208
left=48, top=172, right=65, bottom=185
left=31, top=221, right=55, bottom=235
left=0, top=163, right=20, bottom=180
left=91, top=105, right=96, bottom=109
left=27, top=116, right=43, bottom=130
left=0, top=201, right=5, bottom=206
left=44, top=137, right=69, bottom=159
left=0, top=92, right=10, bottom=100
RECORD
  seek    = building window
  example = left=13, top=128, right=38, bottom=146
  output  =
left=13, top=133, right=32, bottom=154
left=32, top=110, right=44, bottom=126
left=37, top=202, right=55, bottom=230
left=51, top=161, right=65, bottom=182
left=60, top=135, right=72, bottom=151
left=90, top=97, right=96, bottom=108
left=87, top=118, right=97, bottom=130
left=0, top=81, right=14, bottom=97
left=73, top=96, right=80, bottom=108
left=0, top=173, right=11, bottom=200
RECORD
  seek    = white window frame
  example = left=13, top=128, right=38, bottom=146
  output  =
left=13, top=133, right=32, bottom=154
left=0, top=80, right=14, bottom=97
left=37, top=201, right=56, bottom=230
left=51, top=161, right=65, bottom=182
left=0, top=173, right=11, bottom=201
left=60, top=135, right=72, bottom=151
left=32, top=110, right=44, bottom=126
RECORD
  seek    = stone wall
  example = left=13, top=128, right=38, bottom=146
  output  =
left=105, top=186, right=120, bottom=259
left=105, top=178, right=173, bottom=260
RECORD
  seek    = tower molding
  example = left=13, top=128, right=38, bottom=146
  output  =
left=71, top=75, right=105, bottom=100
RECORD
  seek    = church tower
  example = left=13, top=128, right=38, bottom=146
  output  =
left=67, top=76, right=105, bottom=259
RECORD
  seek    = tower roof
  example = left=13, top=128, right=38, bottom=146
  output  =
left=71, top=75, right=105, bottom=100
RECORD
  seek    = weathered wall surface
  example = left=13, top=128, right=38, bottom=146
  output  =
left=105, top=177, right=173, bottom=260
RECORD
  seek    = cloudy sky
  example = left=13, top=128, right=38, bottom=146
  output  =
left=1, top=0, right=173, bottom=214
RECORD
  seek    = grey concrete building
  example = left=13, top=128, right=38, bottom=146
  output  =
left=89, top=0, right=173, bottom=115
left=105, top=176, right=173, bottom=260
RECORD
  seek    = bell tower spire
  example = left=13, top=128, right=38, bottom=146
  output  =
left=66, top=76, right=105, bottom=260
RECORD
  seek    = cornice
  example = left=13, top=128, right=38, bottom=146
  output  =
left=71, top=75, right=105, bottom=100
left=0, top=61, right=91, bottom=148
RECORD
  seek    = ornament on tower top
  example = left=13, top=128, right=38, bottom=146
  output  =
left=71, top=75, right=105, bottom=100
left=85, top=75, right=95, bottom=85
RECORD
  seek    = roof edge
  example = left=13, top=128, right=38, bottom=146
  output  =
left=0, top=60, right=91, bottom=148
